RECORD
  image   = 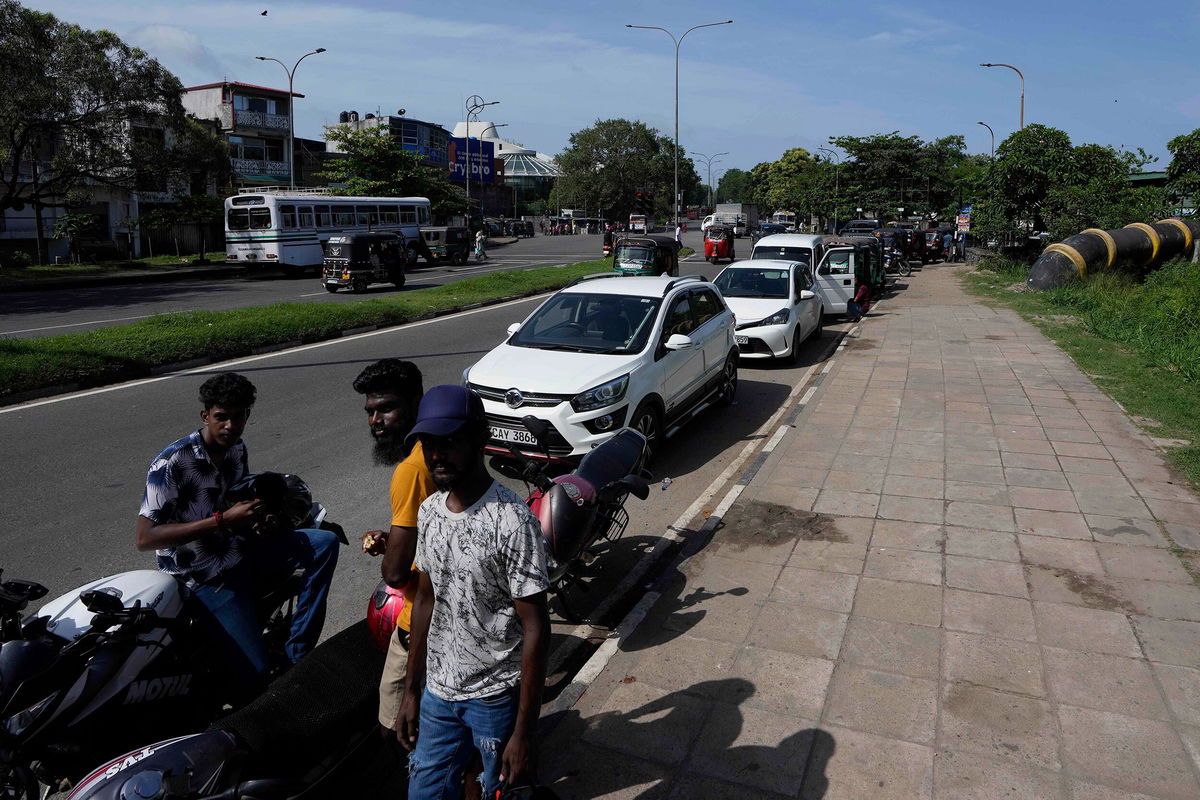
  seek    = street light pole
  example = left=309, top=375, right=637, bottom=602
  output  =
left=817, top=147, right=840, bottom=233
left=255, top=48, right=326, bottom=190
left=692, top=150, right=728, bottom=211
left=464, top=95, right=499, bottom=227
left=979, top=62, right=1024, bottom=130
left=627, top=20, right=733, bottom=233
left=977, top=121, right=995, bottom=157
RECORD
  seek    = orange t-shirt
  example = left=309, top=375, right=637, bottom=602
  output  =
left=389, top=440, right=436, bottom=631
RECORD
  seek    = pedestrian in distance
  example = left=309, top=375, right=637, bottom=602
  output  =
left=135, top=372, right=339, bottom=696
left=474, top=229, right=488, bottom=261
left=353, top=359, right=437, bottom=738
left=942, top=231, right=954, bottom=262
left=399, top=385, right=551, bottom=800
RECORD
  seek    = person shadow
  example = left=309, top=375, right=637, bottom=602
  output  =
left=540, top=678, right=835, bottom=799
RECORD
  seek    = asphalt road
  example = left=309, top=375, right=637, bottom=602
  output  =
left=0, top=231, right=611, bottom=339
left=0, top=231, right=845, bottom=663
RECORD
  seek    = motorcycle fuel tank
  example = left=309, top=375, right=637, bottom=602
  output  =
left=66, top=731, right=238, bottom=800
left=36, top=571, right=183, bottom=642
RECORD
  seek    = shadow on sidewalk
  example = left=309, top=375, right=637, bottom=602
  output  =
left=541, top=678, right=835, bottom=798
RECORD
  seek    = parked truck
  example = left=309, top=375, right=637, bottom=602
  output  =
left=703, top=203, right=759, bottom=237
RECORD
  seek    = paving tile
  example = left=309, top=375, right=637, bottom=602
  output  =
left=939, top=684, right=1060, bottom=771
left=813, top=489, right=881, bottom=518
left=1095, top=543, right=1192, bottom=583
left=1004, top=467, right=1071, bottom=490
left=822, top=469, right=885, bottom=493
left=729, top=646, right=833, bottom=719
left=1133, top=617, right=1200, bottom=669
left=1073, top=491, right=1152, bottom=518
left=891, top=443, right=945, bottom=462
left=1166, top=522, right=1200, bottom=550
left=1032, top=601, right=1142, bottom=657
left=945, top=463, right=1006, bottom=484
left=869, top=520, right=944, bottom=553
left=1017, top=535, right=1103, bottom=574
left=1067, top=782, right=1161, bottom=800
left=945, top=501, right=1015, bottom=532
left=838, top=616, right=941, bottom=679
left=1044, top=427, right=1101, bottom=443
left=998, top=436, right=1055, bottom=454
left=1024, top=564, right=1130, bottom=613
left=582, top=680, right=710, bottom=764
left=1058, top=456, right=1123, bottom=476
left=881, top=475, right=945, bottom=499
left=1110, top=578, right=1200, bottom=621
left=944, top=588, right=1036, bottom=641
left=747, top=602, right=848, bottom=659
left=824, top=663, right=938, bottom=744
left=753, top=483, right=819, bottom=512
left=800, top=723, right=934, bottom=800
left=1000, top=451, right=1062, bottom=471
left=1086, top=514, right=1170, bottom=547
left=945, top=446, right=1004, bottom=466
left=769, top=567, right=859, bottom=612
left=944, top=631, right=1045, bottom=695
left=541, top=740, right=673, bottom=799
left=765, top=464, right=829, bottom=489
left=877, top=494, right=946, bottom=525
left=789, top=541, right=866, bottom=575
left=1117, top=460, right=1177, bottom=483
left=1014, top=508, right=1091, bottom=540
left=885, top=458, right=945, bottom=479
left=946, top=554, right=1028, bottom=597
left=1043, top=647, right=1168, bottom=720
left=1010, top=487, right=1079, bottom=513
left=934, top=750, right=1067, bottom=800
left=684, top=705, right=816, bottom=795
left=1052, top=441, right=1111, bottom=459
left=625, top=634, right=738, bottom=695
left=1131, top=480, right=1200, bottom=503
left=944, top=526, right=1020, bottom=562
left=667, top=774, right=790, bottom=800
left=1145, top=497, right=1200, bottom=525
left=1153, top=664, right=1200, bottom=727
left=1064, top=473, right=1136, bottom=495
left=852, top=577, right=942, bottom=627
left=1058, top=705, right=1200, bottom=798
left=864, top=547, right=942, bottom=586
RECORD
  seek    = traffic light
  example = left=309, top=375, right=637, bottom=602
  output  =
left=634, top=191, right=645, bottom=213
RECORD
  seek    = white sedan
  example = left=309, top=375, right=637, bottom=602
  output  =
left=712, top=259, right=823, bottom=362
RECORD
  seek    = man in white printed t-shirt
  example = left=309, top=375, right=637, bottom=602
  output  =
left=398, top=385, right=550, bottom=800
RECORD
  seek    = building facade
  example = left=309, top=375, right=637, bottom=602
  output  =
left=450, top=122, right=560, bottom=218
left=325, top=112, right=450, bottom=169
left=181, top=81, right=300, bottom=187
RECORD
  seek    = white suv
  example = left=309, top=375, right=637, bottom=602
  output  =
left=464, top=274, right=738, bottom=462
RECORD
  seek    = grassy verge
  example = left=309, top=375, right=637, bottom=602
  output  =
left=963, top=256, right=1200, bottom=489
left=0, top=250, right=693, bottom=401
left=0, top=252, right=228, bottom=283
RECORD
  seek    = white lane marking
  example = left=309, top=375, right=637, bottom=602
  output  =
left=0, top=294, right=543, bottom=413
left=0, top=313, right=170, bottom=335
left=761, top=426, right=789, bottom=453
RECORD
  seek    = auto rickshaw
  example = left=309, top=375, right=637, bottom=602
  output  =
left=611, top=234, right=681, bottom=276
left=421, top=226, right=471, bottom=266
left=602, top=229, right=614, bottom=256
left=704, top=225, right=735, bottom=263
left=321, top=232, right=406, bottom=293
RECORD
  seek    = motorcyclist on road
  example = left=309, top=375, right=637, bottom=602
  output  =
left=134, top=372, right=339, bottom=692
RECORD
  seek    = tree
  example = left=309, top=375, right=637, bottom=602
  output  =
left=50, top=211, right=96, bottom=263
left=320, top=126, right=466, bottom=221
left=176, top=193, right=225, bottom=260
left=1166, top=128, right=1200, bottom=211
left=0, top=0, right=188, bottom=262
left=714, top=168, right=752, bottom=204
left=554, top=119, right=699, bottom=222
left=972, top=124, right=1074, bottom=241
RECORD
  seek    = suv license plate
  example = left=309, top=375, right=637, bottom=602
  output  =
left=491, top=426, right=538, bottom=445
left=735, top=335, right=749, bottom=345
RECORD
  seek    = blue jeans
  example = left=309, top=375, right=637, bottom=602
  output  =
left=408, top=686, right=520, bottom=800
left=191, top=527, right=339, bottom=686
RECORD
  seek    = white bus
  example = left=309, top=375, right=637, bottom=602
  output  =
left=224, top=188, right=432, bottom=270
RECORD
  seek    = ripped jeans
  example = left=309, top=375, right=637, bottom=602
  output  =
left=408, top=686, right=519, bottom=800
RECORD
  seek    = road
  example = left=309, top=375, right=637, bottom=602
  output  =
left=0, top=232, right=846, bottom=670
left=0, top=231, right=609, bottom=339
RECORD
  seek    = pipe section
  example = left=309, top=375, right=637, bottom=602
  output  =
left=1027, top=218, right=1200, bottom=290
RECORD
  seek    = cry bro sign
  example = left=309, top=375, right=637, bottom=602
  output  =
left=447, top=137, right=495, bottom=183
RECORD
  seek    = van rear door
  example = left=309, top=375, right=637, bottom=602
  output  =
left=814, top=247, right=855, bottom=315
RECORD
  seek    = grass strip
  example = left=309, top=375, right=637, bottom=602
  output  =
left=0, top=250, right=694, bottom=400
left=963, top=256, right=1200, bottom=489
left=0, top=252, right=228, bottom=284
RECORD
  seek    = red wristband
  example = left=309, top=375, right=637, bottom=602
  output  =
left=213, top=511, right=224, bottom=529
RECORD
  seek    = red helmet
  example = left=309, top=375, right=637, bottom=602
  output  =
left=367, top=580, right=405, bottom=651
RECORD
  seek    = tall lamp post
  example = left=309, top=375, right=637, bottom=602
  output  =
left=626, top=20, right=733, bottom=232
left=979, top=62, right=1024, bottom=130
left=255, top=48, right=326, bottom=190
left=693, top=151, right=728, bottom=211
left=817, top=147, right=840, bottom=233
left=977, top=121, right=996, bottom=157
left=464, top=95, right=499, bottom=227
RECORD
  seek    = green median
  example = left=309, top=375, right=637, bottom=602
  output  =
left=1, top=249, right=695, bottom=401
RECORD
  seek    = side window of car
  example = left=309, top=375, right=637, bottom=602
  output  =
left=661, top=293, right=695, bottom=343
left=691, top=289, right=723, bottom=327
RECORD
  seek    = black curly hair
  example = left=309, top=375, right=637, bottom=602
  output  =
left=352, top=359, right=423, bottom=406
left=199, top=372, right=257, bottom=410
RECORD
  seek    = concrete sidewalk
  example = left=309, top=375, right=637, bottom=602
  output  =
left=539, top=263, right=1200, bottom=799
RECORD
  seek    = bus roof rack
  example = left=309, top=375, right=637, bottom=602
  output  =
left=235, top=186, right=333, bottom=196
left=662, top=274, right=705, bottom=294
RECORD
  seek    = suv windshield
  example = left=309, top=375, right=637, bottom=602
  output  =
left=714, top=268, right=790, bottom=299
left=752, top=246, right=811, bottom=265
left=509, top=292, right=662, bottom=354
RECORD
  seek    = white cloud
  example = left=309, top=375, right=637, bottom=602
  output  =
left=126, top=24, right=221, bottom=77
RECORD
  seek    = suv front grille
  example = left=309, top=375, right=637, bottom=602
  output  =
left=470, top=383, right=572, bottom=409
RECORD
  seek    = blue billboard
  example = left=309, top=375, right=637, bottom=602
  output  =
left=447, top=138, right=496, bottom=184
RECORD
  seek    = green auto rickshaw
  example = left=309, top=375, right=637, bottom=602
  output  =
left=420, top=226, right=472, bottom=266
left=611, top=234, right=681, bottom=276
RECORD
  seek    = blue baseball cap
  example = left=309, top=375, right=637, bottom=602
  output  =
left=405, top=385, right=485, bottom=444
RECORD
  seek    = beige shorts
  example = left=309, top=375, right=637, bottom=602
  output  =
left=378, top=628, right=409, bottom=730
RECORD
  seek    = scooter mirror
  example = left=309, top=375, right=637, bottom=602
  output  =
left=617, top=474, right=651, bottom=501
left=521, top=415, right=552, bottom=447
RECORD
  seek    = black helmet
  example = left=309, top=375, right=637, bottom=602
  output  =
left=224, top=472, right=313, bottom=530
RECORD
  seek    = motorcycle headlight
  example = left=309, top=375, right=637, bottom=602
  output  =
left=4, top=692, right=58, bottom=737
left=763, top=308, right=790, bottom=326
left=571, top=374, right=629, bottom=412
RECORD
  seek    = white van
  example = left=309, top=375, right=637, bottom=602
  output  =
left=751, top=234, right=855, bottom=316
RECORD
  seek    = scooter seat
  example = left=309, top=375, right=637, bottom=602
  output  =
left=575, top=428, right=647, bottom=489
left=211, top=619, right=385, bottom=775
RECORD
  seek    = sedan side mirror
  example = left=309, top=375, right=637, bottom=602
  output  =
left=664, top=333, right=694, bottom=351
left=506, top=323, right=521, bottom=336
left=799, top=289, right=816, bottom=301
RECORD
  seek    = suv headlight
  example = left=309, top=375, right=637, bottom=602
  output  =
left=763, top=308, right=790, bottom=326
left=571, top=374, right=629, bottom=412
left=461, top=367, right=471, bottom=387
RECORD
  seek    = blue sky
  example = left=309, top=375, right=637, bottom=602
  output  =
left=26, top=0, right=1200, bottom=175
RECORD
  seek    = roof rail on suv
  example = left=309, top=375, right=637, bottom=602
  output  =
left=566, top=272, right=625, bottom=288
left=662, top=274, right=705, bottom=294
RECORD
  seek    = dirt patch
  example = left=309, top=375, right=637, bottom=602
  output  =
left=842, top=339, right=876, bottom=351
left=1034, top=564, right=1131, bottom=612
left=719, top=500, right=849, bottom=547
left=1004, top=282, right=1031, bottom=293
left=1032, top=314, right=1080, bottom=326
left=984, top=335, right=1008, bottom=340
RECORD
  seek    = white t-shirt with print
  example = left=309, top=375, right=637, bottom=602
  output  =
left=415, top=481, right=549, bottom=701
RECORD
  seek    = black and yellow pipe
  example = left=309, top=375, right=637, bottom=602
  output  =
left=1027, top=218, right=1200, bottom=290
